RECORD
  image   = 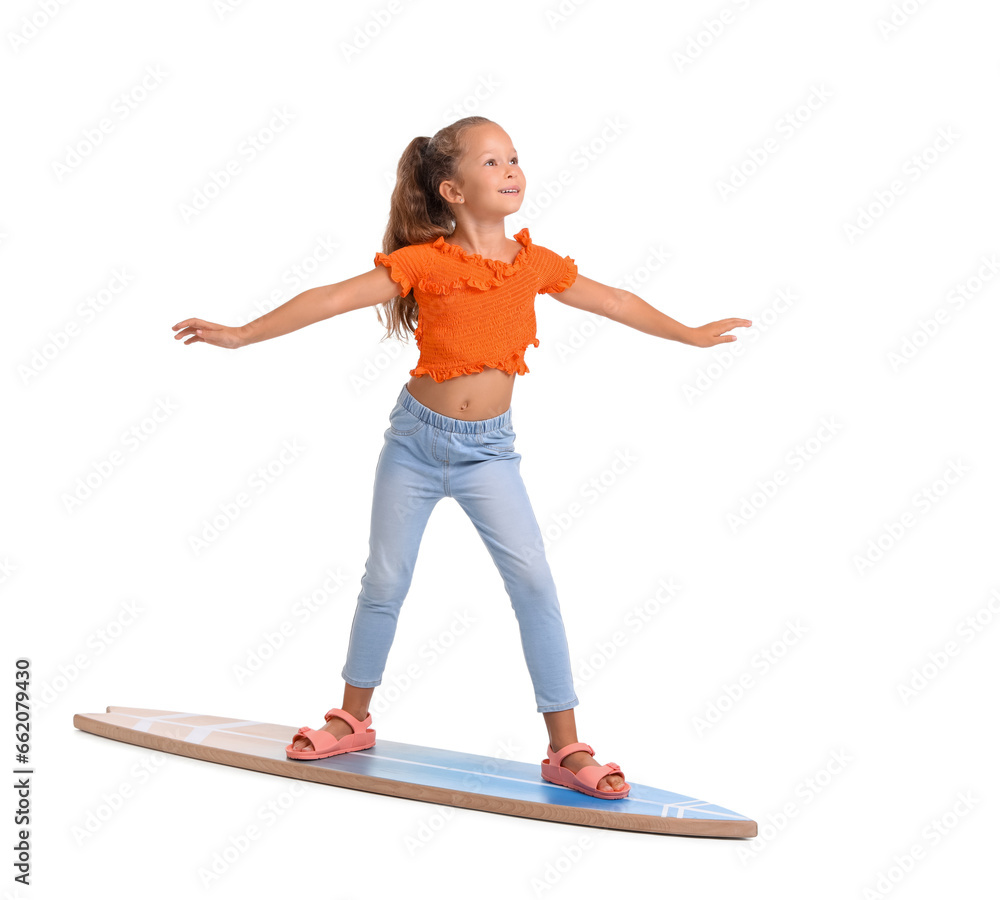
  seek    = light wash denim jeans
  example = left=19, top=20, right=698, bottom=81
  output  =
left=341, top=384, right=579, bottom=713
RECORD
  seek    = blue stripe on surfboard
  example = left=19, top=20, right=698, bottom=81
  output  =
left=106, top=712, right=750, bottom=823
left=303, top=740, right=751, bottom=822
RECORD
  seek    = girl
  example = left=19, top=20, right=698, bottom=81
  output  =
left=172, top=116, right=749, bottom=799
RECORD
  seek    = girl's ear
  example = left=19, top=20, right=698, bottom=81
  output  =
left=438, top=178, right=461, bottom=205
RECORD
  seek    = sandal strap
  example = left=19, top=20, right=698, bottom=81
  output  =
left=324, top=708, right=369, bottom=732
left=572, top=762, right=627, bottom=793
left=293, top=726, right=338, bottom=753
left=546, top=741, right=594, bottom=768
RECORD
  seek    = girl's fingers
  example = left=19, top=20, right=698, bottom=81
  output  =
left=173, top=318, right=220, bottom=331
left=173, top=320, right=221, bottom=342
left=709, top=318, right=751, bottom=337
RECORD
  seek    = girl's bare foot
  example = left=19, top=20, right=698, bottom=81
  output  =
left=543, top=707, right=625, bottom=792
left=554, top=747, right=626, bottom=792
left=290, top=709, right=366, bottom=753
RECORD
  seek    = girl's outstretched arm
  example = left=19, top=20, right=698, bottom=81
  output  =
left=552, top=273, right=751, bottom=348
left=172, top=267, right=401, bottom=348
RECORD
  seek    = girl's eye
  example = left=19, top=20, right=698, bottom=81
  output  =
left=485, top=158, right=518, bottom=166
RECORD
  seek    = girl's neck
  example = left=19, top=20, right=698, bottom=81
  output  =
left=447, top=222, right=510, bottom=257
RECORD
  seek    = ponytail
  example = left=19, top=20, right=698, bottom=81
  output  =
left=376, top=116, right=494, bottom=342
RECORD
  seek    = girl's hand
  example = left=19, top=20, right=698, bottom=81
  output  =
left=172, top=318, right=244, bottom=349
left=686, top=318, right=752, bottom=348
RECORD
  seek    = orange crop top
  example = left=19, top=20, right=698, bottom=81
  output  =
left=373, top=227, right=578, bottom=382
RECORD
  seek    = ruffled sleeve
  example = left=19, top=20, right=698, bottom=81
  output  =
left=531, top=243, right=578, bottom=295
left=374, top=245, right=424, bottom=297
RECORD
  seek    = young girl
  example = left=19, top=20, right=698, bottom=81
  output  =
left=172, top=116, right=749, bottom=799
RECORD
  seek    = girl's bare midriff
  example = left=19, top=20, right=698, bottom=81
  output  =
left=406, top=366, right=515, bottom=421
left=404, top=235, right=523, bottom=421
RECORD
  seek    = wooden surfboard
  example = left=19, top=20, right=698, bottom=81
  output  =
left=73, top=707, right=757, bottom=838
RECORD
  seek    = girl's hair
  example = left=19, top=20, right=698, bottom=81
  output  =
left=376, top=115, right=494, bottom=342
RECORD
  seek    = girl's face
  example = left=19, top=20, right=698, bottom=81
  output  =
left=444, top=123, right=525, bottom=216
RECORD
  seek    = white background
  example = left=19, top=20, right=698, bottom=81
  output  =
left=3, top=0, right=998, bottom=897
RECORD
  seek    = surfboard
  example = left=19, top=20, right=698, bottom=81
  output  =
left=73, top=707, right=757, bottom=838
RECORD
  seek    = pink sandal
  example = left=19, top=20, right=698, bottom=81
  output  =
left=541, top=742, right=631, bottom=799
left=285, top=708, right=376, bottom=760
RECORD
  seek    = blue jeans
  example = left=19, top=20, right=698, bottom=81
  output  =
left=341, top=384, right=579, bottom=713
